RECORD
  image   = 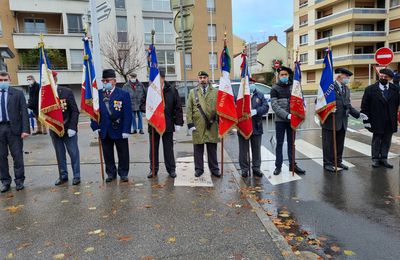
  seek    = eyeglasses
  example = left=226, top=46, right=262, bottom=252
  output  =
left=101, top=78, right=115, bottom=83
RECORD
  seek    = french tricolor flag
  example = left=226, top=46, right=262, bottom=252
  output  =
left=290, top=61, right=306, bottom=129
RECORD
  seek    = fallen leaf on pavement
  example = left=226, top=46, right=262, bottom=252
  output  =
left=167, top=236, right=176, bottom=243
left=84, top=247, right=94, bottom=253
left=74, top=192, right=81, bottom=195
left=154, top=224, right=161, bottom=230
left=204, top=213, right=213, bottom=217
left=53, top=253, right=65, bottom=259
left=330, top=245, right=341, bottom=252
left=118, top=236, right=133, bottom=241
left=88, top=229, right=102, bottom=235
left=344, top=250, right=356, bottom=256
left=266, top=211, right=273, bottom=216
left=141, top=256, right=154, bottom=260
left=17, top=242, right=31, bottom=250
left=6, top=252, right=15, bottom=259
left=5, top=205, right=24, bottom=214
left=61, top=200, right=69, bottom=203
left=88, top=207, right=96, bottom=211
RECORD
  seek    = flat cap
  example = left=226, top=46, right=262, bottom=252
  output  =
left=130, top=72, right=137, bottom=78
left=102, top=69, right=116, bottom=79
left=379, top=68, right=394, bottom=78
left=198, top=71, right=209, bottom=77
left=335, top=68, right=353, bottom=76
left=277, top=66, right=293, bottom=75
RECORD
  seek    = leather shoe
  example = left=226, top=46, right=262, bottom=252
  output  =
left=168, top=171, right=177, bottom=178
left=147, top=171, right=158, bottom=178
left=16, top=183, right=24, bottom=191
left=72, top=178, right=81, bottom=185
left=211, top=171, right=221, bottom=178
left=253, top=170, right=263, bottom=178
left=0, top=185, right=10, bottom=193
left=195, top=171, right=204, bottom=178
left=273, top=168, right=281, bottom=175
left=294, top=165, right=306, bottom=175
left=55, top=178, right=68, bottom=186
left=32, top=131, right=42, bottom=136
left=324, top=165, right=342, bottom=173
left=372, top=160, right=381, bottom=168
left=120, top=176, right=129, bottom=182
left=132, top=130, right=137, bottom=134
left=337, top=163, right=349, bottom=170
left=241, top=171, right=249, bottom=178
left=139, top=130, right=144, bottom=134
left=105, top=176, right=116, bottom=183
left=381, top=159, right=393, bottom=169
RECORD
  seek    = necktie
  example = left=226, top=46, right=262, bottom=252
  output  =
left=1, top=90, right=7, bottom=122
left=383, top=86, right=389, bottom=100
left=203, top=87, right=206, bottom=95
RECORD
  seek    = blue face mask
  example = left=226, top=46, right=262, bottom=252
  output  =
left=280, top=77, right=289, bottom=84
left=103, top=82, right=113, bottom=91
left=342, top=78, right=350, bottom=85
left=0, top=82, right=10, bottom=90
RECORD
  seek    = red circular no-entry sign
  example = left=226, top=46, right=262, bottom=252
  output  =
left=374, top=47, right=394, bottom=66
left=274, top=61, right=281, bottom=69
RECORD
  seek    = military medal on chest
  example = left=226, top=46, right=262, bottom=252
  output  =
left=60, top=99, right=67, bottom=112
left=114, top=100, right=123, bottom=111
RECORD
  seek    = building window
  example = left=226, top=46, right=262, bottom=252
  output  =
left=208, top=24, right=216, bottom=42
left=207, top=0, right=216, bottom=12
left=185, top=53, right=192, bottom=70
left=300, top=34, right=308, bottom=45
left=299, top=0, right=308, bottom=8
left=116, top=16, right=128, bottom=42
left=0, top=18, right=3, bottom=37
left=142, top=0, right=171, bottom=12
left=316, top=7, right=333, bottom=19
left=390, top=41, right=400, bottom=52
left=299, top=14, right=308, bottom=27
left=144, top=18, right=174, bottom=44
left=115, top=0, right=125, bottom=9
left=317, top=29, right=332, bottom=39
left=67, top=14, right=84, bottom=34
left=316, top=49, right=325, bottom=60
left=355, top=1, right=375, bottom=8
left=70, top=49, right=83, bottom=70
left=299, top=53, right=308, bottom=63
left=209, top=52, right=217, bottom=69
left=157, top=50, right=175, bottom=75
left=354, top=46, right=374, bottom=54
left=391, top=0, right=400, bottom=7
left=24, top=18, right=46, bottom=34
left=354, top=67, right=370, bottom=79
left=307, top=71, right=316, bottom=83
left=355, top=24, right=374, bottom=31
left=389, top=18, right=400, bottom=31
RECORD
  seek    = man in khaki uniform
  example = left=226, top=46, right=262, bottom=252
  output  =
left=187, top=71, right=220, bottom=178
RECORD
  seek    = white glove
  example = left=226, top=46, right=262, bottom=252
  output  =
left=174, top=125, right=181, bottom=132
left=360, top=113, right=369, bottom=121
left=189, top=126, right=196, bottom=134
left=67, top=129, right=76, bottom=137
left=93, top=129, right=100, bottom=135
left=364, top=123, right=371, bottom=128
left=287, top=114, right=292, bottom=120
left=314, top=115, right=321, bottom=127
left=122, top=133, right=129, bottom=139
left=251, top=109, right=257, bottom=117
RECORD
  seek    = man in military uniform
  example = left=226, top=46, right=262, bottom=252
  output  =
left=49, top=71, right=81, bottom=186
left=91, top=69, right=132, bottom=182
left=321, top=68, right=360, bottom=172
left=187, top=71, right=220, bottom=178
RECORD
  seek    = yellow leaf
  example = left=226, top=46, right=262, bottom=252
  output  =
left=279, top=213, right=290, bottom=218
left=204, top=213, right=213, bottom=217
left=167, top=236, right=176, bottom=243
left=88, top=207, right=97, bottom=211
left=6, top=252, right=15, bottom=259
left=344, top=250, right=356, bottom=256
left=88, top=229, right=102, bottom=235
left=295, top=237, right=304, bottom=242
left=5, top=205, right=23, bottom=214
left=74, top=192, right=81, bottom=195
left=84, top=247, right=95, bottom=253
left=53, top=253, right=65, bottom=259
left=61, top=200, right=69, bottom=203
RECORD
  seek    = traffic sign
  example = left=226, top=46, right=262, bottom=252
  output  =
left=274, top=61, right=281, bottom=69
left=174, top=10, right=194, bottom=34
left=86, top=1, right=111, bottom=23
left=374, top=47, right=394, bottom=66
left=170, top=0, right=194, bottom=10
left=247, top=42, right=258, bottom=67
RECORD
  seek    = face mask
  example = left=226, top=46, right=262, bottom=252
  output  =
left=103, top=82, right=113, bottom=91
left=379, top=79, right=388, bottom=86
left=130, top=78, right=136, bottom=83
left=27, top=80, right=33, bottom=85
left=0, top=82, right=10, bottom=90
left=280, top=77, right=289, bottom=84
left=342, top=78, right=350, bottom=85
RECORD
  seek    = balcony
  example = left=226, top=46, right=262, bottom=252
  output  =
left=315, top=53, right=375, bottom=64
left=315, top=8, right=387, bottom=27
left=9, top=0, right=88, bottom=14
left=315, top=31, right=386, bottom=45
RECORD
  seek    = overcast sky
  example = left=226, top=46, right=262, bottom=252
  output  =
left=232, top=0, right=293, bottom=46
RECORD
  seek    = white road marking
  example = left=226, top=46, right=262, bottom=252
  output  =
left=344, top=137, right=397, bottom=159
left=175, top=157, right=213, bottom=187
left=295, top=139, right=355, bottom=168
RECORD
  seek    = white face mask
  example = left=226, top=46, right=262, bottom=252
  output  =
left=130, top=78, right=136, bottom=83
left=27, top=80, right=33, bottom=85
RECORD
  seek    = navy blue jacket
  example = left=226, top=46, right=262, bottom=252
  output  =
left=251, top=89, right=269, bottom=135
left=91, top=87, right=132, bottom=140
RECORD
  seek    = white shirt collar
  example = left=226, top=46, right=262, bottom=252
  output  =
left=379, top=82, right=387, bottom=91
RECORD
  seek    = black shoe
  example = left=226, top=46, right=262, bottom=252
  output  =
left=324, top=165, right=342, bottom=172
left=105, top=176, right=116, bottom=183
left=16, top=183, right=24, bottom=191
left=132, top=130, right=137, bottom=134
left=294, top=165, right=306, bottom=175
left=43, top=132, right=48, bottom=135
left=337, top=163, right=349, bottom=170
left=55, top=178, right=68, bottom=186
left=72, top=178, right=81, bottom=185
left=273, top=168, right=281, bottom=175
left=139, top=130, right=144, bottom=134
left=381, top=159, right=393, bottom=169
left=0, top=185, right=10, bottom=193
left=253, top=170, right=263, bottom=178
left=147, top=171, right=158, bottom=178
left=211, top=171, right=221, bottom=178
left=241, top=171, right=249, bottom=178
left=168, top=171, right=177, bottom=179
left=372, top=160, right=381, bottom=168
left=32, top=131, right=42, bottom=136
left=120, top=176, right=129, bottom=182
left=195, top=171, right=204, bottom=178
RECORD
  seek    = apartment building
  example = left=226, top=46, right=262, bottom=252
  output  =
left=293, top=0, right=400, bottom=90
left=0, top=0, right=17, bottom=80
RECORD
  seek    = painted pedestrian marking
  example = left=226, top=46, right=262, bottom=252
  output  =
left=344, top=137, right=397, bottom=159
left=295, top=139, right=355, bottom=168
left=175, top=157, right=213, bottom=187
left=260, top=146, right=302, bottom=185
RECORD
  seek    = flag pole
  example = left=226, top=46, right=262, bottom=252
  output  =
left=151, top=30, right=156, bottom=179
left=292, top=50, right=299, bottom=177
left=98, top=135, right=105, bottom=181
left=244, top=44, right=251, bottom=177
left=220, top=32, right=229, bottom=177
left=327, top=40, right=338, bottom=174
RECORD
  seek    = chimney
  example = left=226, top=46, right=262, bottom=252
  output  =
left=268, top=35, right=278, bottom=42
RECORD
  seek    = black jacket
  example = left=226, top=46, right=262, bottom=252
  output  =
left=27, top=81, right=40, bottom=115
left=251, top=89, right=269, bottom=135
left=55, top=86, right=80, bottom=135
left=361, top=82, right=400, bottom=134
left=143, top=81, right=184, bottom=133
left=6, top=87, right=30, bottom=135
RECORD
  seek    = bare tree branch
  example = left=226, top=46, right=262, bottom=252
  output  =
left=100, top=32, right=147, bottom=82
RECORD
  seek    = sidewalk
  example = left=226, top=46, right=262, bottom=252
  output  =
left=0, top=122, right=292, bottom=259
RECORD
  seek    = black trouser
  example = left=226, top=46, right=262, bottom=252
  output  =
left=372, top=130, right=393, bottom=161
left=0, top=123, right=25, bottom=186
left=238, top=134, right=262, bottom=173
left=193, top=143, right=219, bottom=174
left=101, top=134, right=129, bottom=178
left=322, top=127, right=346, bottom=167
left=149, top=131, right=175, bottom=173
left=275, top=122, right=294, bottom=168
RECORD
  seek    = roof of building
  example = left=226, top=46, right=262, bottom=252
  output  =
left=284, top=26, right=293, bottom=32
